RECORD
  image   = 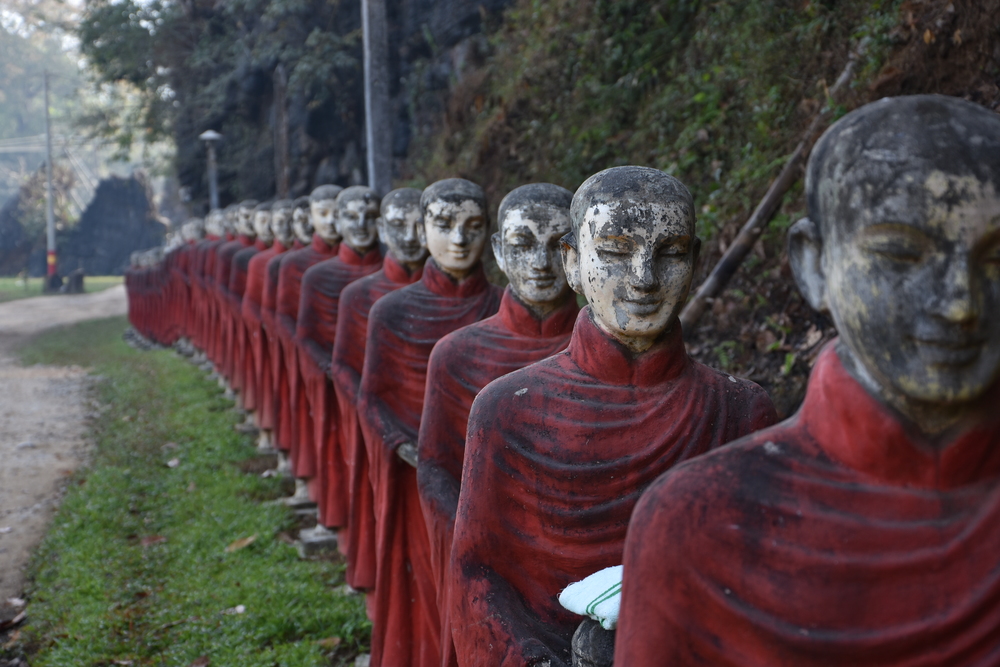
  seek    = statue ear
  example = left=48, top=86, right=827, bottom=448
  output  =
left=788, top=217, right=828, bottom=313
left=691, top=235, right=702, bottom=268
left=491, top=232, right=506, bottom=276
left=560, top=232, right=584, bottom=295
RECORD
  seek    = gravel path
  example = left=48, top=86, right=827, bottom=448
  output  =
left=0, top=285, right=128, bottom=607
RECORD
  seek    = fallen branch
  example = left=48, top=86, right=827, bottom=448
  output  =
left=679, top=43, right=865, bottom=335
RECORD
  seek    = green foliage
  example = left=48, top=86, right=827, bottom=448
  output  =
left=15, top=317, right=369, bottom=666
left=77, top=0, right=362, bottom=204
left=409, top=0, right=901, bottom=242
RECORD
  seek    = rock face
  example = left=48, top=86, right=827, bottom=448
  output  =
left=55, top=176, right=166, bottom=276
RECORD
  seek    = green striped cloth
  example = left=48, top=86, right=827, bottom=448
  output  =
left=558, top=564, right=623, bottom=631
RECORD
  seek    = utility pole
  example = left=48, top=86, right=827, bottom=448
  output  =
left=362, top=0, right=392, bottom=195
left=199, top=130, right=222, bottom=211
left=44, top=70, right=57, bottom=284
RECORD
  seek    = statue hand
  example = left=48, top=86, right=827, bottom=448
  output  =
left=396, top=442, right=418, bottom=468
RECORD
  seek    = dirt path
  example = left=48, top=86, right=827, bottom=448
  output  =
left=0, top=285, right=128, bottom=608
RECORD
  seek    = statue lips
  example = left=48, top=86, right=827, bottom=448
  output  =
left=623, top=295, right=663, bottom=316
left=913, top=336, right=985, bottom=367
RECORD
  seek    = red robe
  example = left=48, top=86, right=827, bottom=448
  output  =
left=274, top=236, right=339, bottom=454
left=450, top=309, right=777, bottom=667
left=213, top=235, right=252, bottom=381
left=242, top=241, right=285, bottom=416
left=358, top=259, right=502, bottom=667
left=295, top=243, right=383, bottom=525
left=331, top=255, right=424, bottom=592
left=228, top=239, right=267, bottom=398
left=418, top=288, right=579, bottom=667
left=615, top=343, right=1000, bottom=667
left=261, top=239, right=304, bottom=437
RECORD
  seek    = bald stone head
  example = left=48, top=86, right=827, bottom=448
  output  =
left=562, top=166, right=699, bottom=353
left=337, top=186, right=381, bottom=253
left=310, top=185, right=344, bottom=245
left=253, top=201, right=274, bottom=244
left=493, top=183, right=574, bottom=318
left=236, top=200, right=259, bottom=238
left=292, top=196, right=313, bottom=244
left=421, top=178, right=489, bottom=280
left=205, top=209, right=225, bottom=238
left=789, top=95, right=1000, bottom=435
left=379, top=188, right=428, bottom=270
left=271, top=199, right=295, bottom=246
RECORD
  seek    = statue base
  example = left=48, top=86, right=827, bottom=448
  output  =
left=572, top=619, right=615, bottom=667
left=297, top=524, right=338, bottom=557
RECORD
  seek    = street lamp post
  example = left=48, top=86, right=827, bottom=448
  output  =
left=199, top=130, right=222, bottom=211
left=44, top=71, right=57, bottom=284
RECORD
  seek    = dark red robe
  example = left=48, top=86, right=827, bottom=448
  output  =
left=418, top=288, right=579, bottom=667
left=242, top=241, right=284, bottom=416
left=449, top=309, right=777, bottom=667
left=357, top=260, right=502, bottom=667
left=273, top=236, right=339, bottom=454
left=294, top=243, right=382, bottom=525
left=228, top=239, right=267, bottom=399
left=261, top=239, right=304, bottom=438
left=615, top=343, right=1000, bottom=667
left=212, top=234, right=252, bottom=381
left=331, top=255, right=424, bottom=592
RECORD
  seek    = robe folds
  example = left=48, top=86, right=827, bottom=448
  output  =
left=228, top=239, right=267, bottom=398
left=358, top=259, right=502, bottom=667
left=213, top=235, right=253, bottom=379
left=418, top=288, right=579, bottom=667
left=615, top=343, right=1000, bottom=667
left=261, top=239, right=304, bottom=437
left=450, top=309, right=778, bottom=667
left=331, top=255, right=424, bottom=592
left=294, top=243, right=382, bottom=524
left=273, top=236, right=339, bottom=453
left=242, top=241, right=285, bottom=419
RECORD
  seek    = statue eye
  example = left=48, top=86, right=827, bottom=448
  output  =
left=861, top=227, right=932, bottom=264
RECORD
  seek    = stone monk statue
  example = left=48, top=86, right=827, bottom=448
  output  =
left=449, top=166, right=777, bottom=667
left=418, top=183, right=580, bottom=667
left=296, top=186, right=383, bottom=534
left=274, top=186, right=341, bottom=479
left=614, top=95, right=1000, bottom=666
left=331, top=187, right=427, bottom=594
left=358, top=178, right=502, bottom=667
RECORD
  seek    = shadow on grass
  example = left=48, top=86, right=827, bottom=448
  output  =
left=7, top=316, right=369, bottom=667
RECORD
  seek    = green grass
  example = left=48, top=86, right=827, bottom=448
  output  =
left=10, top=316, right=369, bottom=667
left=0, top=276, right=124, bottom=303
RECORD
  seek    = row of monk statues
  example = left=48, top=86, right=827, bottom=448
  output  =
left=125, top=95, right=1000, bottom=666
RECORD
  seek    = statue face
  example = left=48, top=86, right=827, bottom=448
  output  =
left=493, top=205, right=572, bottom=310
left=379, top=202, right=428, bottom=265
left=809, top=170, right=1000, bottom=406
left=338, top=197, right=380, bottom=252
left=423, top=199, right=488, bottom=277
left=253, top=210, right=274, bottom=242
left=272, top=208, right=294, bottom=246
left=311, top=199, right=340, bottom=244
left=565, top=200, right=697, bottom=347
left=237, top=206, right=256, bottom=236
left=292, top=207, right=313, bottom=244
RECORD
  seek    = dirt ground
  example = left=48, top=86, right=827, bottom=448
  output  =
left=0, top=285, right=127, bottom=613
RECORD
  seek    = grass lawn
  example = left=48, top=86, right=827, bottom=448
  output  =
left=0, top=276, right=124, bottom=303
left=7, top=316, right=369, bottom=666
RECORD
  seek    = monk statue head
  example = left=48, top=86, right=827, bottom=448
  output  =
left=336, top=186, right=381, bottom=253
left=379, top=188, right=428, bottom=271
left=253, top=202, right=274, bottom=244
left=310, top=184, right=344, bottom=245
left=420, top=178, right=489, bottom=280
left=789, top=95, right=1000, bottom=436
left=181, top=217, right=205, bottom=242
left=236, top=200, right=259, bottom=238
left=271, top=199, right=295, bottom=246
left=292, top=196, right=313, bottom=244
left=205, top=209, right=225, bottom=238
left=223, top=204, right=237, bottom=236
left=562, top=166, right=700, bottom=353
left=493, top=183, right=574, bottom=318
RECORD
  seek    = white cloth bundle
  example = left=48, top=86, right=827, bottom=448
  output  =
left=558, top=564, right=623, bottom=631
